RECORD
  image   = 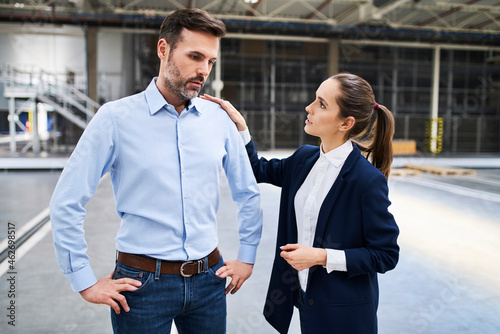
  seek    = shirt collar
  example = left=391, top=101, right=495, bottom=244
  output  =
left=145, top=77, right=202, bottom=116
left=189, top=98, right=204, bottom=115
left=320, top=140, right=353, bottom=168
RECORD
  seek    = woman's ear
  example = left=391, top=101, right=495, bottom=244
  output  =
left=340, top=116, right=355, bottom=132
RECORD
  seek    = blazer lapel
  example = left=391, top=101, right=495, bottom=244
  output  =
left=312, top=146, right=361, bottom=247
left=289, top=151, right=320, bottom=198
left=287, top=150, right=320, bottom=243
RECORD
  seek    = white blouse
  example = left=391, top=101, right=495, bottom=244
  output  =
left=294, top=139, right=352, bottom=291
left=240, top=129, right=351, bottom=292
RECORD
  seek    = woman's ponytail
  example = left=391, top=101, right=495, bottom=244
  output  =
left=366, top=105, right=395, bottom=179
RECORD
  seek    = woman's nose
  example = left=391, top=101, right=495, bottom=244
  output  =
left=305, top=103, right=312, bottom=114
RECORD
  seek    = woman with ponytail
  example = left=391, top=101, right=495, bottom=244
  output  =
left=203, top=72, right=399, bottom=334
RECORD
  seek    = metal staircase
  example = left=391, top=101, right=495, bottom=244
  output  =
left=0, top=64, right=100, bottom=154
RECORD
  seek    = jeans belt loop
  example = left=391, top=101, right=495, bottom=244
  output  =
left=197, top=257, right=207, bottom=274
left=154, top=259, right=161, bottom=280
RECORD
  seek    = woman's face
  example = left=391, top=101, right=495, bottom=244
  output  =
left=304, top=79, right=346, bottom=142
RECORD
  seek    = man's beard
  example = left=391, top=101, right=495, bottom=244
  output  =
left=163, top=57, right=205, bottom=101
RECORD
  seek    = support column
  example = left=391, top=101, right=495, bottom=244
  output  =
left=328, top=39, right=339, bottom=77
left=32, top=102, right=40, bottom=156
left=392, top=47, right=398, bottom=115
left=476, top=117, right=482, bottom=153
left=9, top=97, right=16, bottom=154
left=86, top=25, right=98, bottom=105
left=212, top=48, right=224, bottom=98
left=430, top=46, right=441, bottom=153
left=270, top=41, right=276, bottom=150
left=121, top=33, right=135, bottom=98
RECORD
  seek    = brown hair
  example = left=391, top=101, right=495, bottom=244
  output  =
left=331, top=73, right=395, bottom=178
left=159, top=8, right=226, bottom=52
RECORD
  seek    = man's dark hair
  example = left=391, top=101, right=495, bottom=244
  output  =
left=159, top=8, right=226, bottom=52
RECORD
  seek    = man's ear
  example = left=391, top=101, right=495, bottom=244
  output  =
left=157, top=38, right=170, bottom=60
left=340, top=116, right=355, bottom=132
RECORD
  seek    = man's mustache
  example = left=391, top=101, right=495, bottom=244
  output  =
left=187, top=76, right=205, bottom=85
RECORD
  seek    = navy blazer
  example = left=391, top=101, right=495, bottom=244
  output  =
left=246, top=140, right=399, bottom=334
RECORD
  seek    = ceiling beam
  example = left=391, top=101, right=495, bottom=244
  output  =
left=246, top=0, right=262, bottom=16
left=396, top=9, right=421, bottom=25
left=267, top=1, right=295, bottom=18
left=455, top=11, right=485, bottom=29
left=417, top=0, right=481, bottom=27
left=469, top=13, right=500, bottom=30
left=122, top=0, right=147, bottom=11
left=0, top=0, right=499, bottom=37
left=401, top=3, right=500, bottom=14
left=238, top=0, right=263, bottom=18
left=305, top=0, right=332, bottom=20
left=97, top=0, right=117, bottom=12
left=373, top=0, right=412, bottom=20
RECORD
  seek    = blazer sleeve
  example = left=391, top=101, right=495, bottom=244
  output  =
left=344, top=172, right=400, bottom=278
left=245, top=139, right=289, bottom=187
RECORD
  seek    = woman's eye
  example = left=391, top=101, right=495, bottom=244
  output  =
left=320, top=102, right=325, bottom=108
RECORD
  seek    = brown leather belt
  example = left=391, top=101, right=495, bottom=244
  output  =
left=117, top=248, right=220, bottom=277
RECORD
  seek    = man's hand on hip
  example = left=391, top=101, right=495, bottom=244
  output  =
left=215, top=260, right=254, bottom=295
left=79, top=272, right=142, bottom=314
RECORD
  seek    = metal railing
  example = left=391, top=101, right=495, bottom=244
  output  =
left=1, top=64, right=101, bottom=154
left=2, top=64, right=99, bottom=125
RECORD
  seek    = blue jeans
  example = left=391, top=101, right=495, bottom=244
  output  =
left=111, top=256, right=227, bottom=333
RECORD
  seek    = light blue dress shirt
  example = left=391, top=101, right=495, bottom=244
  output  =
left=50, top=78, right=263, bottom=292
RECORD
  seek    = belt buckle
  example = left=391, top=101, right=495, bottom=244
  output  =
left=180, top=261, right=195, bottom=277
left=180, top=259, right=207, bottom=277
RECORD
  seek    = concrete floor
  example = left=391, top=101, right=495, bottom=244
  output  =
left=0, top=153, right=500, bottom=333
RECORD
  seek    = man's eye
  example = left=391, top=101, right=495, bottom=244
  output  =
left=320, top=102, right=325, bottom=108
left=209, top=60, right=216, bottom=65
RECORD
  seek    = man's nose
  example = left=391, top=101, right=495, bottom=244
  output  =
left=197, top=62, right=210, bottom=78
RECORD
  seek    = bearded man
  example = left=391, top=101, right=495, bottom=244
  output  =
left=50, top=9, right=263, bottom=334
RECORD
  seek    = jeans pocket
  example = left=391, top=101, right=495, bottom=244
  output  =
left=207, top=257, right=226, bottom=283
left=113, top=262, right=153, bottom=293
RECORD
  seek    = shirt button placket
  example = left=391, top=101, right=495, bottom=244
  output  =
left=177, top=116, right=189, bottom=255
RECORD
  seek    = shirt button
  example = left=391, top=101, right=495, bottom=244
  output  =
left=179, top=144, right=183, bottom=149
left=182, top=169, right=185, bottom=174
left=186, top=244, right=189, bottom=248
left=184, top=195, right=188, bottom=199
left=307, top=299, right=315, bottom=306
left=186, top=220, right=190, bottom=224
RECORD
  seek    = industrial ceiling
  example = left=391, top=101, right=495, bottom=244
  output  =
left=0, top=0, right=499, bottom=44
